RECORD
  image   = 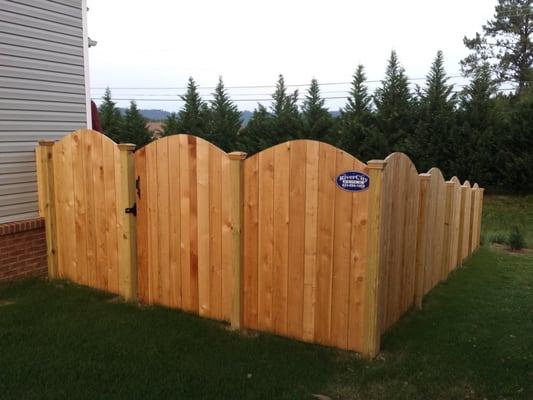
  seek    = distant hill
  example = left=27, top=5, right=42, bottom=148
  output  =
left=118, top=108, right=171, bottom=121
left=116, top=108, right=341, bottom=125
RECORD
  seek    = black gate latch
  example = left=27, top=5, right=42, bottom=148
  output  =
left=125, top=203, right=137, bottom=216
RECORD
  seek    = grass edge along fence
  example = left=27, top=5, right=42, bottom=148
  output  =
left=36, top=129, right=483, bottom=358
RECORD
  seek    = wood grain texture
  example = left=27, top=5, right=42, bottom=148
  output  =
left=242, top=141, right=369, bottom=352
left=379, top=153, right=420, bottom=333
left=134, top=135, right=233, bottom=321
left=49, top=130, right=125, bottom=295
left=461, top=181, right=472, bottom=261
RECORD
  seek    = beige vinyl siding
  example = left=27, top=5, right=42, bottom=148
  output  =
left=0, top=0, right=87, bottom=223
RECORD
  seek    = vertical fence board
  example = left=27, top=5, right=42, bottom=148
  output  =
left=168, top=137, right=182, bottom=308
left=272, top=143, right=290, bottom=335
left=243, top=155, right=259, bottom=328
left=257, top=150, right=274, bottom=331
left=221, top=155, right=232, bottom=320
left=209, top=146, right=223, bottom=320
left=331, top=150, right=354, bottom=348
left=72, top=132, right=88, bottom=285
left=157, top=139, right=171, bottom=306
left=314, top=143, right=337, bottom=344
left=287, top=141, right=306, bottom=339
left=178, top=135, right=192, bottom=311
left=347, top=157, right=369, bottom=351
left=302, top=141, right=319, bottom=342
left=136, top=147, right=148, bottom=302
left=461, top=181, right=472, bottom=261
left=196, top=138, right=210, bottom=316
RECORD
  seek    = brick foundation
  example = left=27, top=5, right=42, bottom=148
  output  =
left=0, top=218, right=47, bottom=282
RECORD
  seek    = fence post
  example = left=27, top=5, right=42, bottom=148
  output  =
left=477, top=188, right=485, bottom=249
left=414, top=173, right=430, bottom=309
left=37, top=140, right=58, bottom=279
left=118, top=143, right=137, bottom=301
left=362, top=159, right=386, bottom=359
left=441, top=181, right=455, bottom=282
left=228, top=151, right=247, bottom=330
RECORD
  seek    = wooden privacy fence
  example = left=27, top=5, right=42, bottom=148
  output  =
left=36, top=129, right=484, bottom=358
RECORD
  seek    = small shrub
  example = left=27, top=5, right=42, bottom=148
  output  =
left=508, top=227, right=525, bottom=250
left=489, top=232, right=507, bottom=245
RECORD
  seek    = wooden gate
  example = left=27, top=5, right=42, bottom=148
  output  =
left=36, top=129, right=136, bottom=298
left=242, top=141, right=370, bottom=351
left=134, top=135, right=235, bottom=321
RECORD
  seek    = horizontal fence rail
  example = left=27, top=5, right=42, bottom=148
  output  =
left=36, top=129, right=484, bottom=358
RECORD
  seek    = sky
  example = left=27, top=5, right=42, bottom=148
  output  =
left=87, top=0, right=498, bottom=112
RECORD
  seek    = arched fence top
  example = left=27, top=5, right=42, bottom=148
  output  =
left=140, top=133, right=229, bottom=157
left=463, top=180, right=471, bottom=188
left=243, top=139, right=367, bottom=169
left=427, top=167, right=445, bottom=183
left=52, top=128, right=119, bottom=148
left=449, top=176, right=461, bottom=185
left=473, top=183, right=480, bottom=189
left=383, top=152, right=419, bottom=174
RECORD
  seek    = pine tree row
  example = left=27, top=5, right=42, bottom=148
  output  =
left=98, top=50, right=533, bottom=192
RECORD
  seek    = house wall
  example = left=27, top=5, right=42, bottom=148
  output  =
left=0, top=0, right=89, bottom=224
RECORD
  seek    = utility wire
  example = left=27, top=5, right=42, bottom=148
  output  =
left=91, top=88, right=517, bottom=103
left=91, top=75, right=467, bottom=91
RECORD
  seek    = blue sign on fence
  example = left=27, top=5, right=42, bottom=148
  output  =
left=336, top=171, right=370, bottom=192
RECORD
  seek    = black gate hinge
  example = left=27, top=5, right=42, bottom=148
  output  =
left=125, top=203, right=137, bottom=216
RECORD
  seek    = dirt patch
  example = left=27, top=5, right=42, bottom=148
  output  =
left=106, top=296, right=124, bottom=304
left=490, top=243, right=533, bottom=256
left=0, top=300, right=15, bottom=307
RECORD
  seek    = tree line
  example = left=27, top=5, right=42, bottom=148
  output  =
left=98, top=0, right=533, bottom=192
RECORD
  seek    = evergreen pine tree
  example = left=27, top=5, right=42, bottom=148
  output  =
left=270, top=74, right=301, bottom=143
left=239, top=104, right=273, bottom=154
left=98, top=87, right=123, bottom=142
left=301, top=78, right=333, bottom=140
left=374, top=51, right=413, bottom=152
left=337, top=65, right=387, bottom=160
left=208, top=77, right=241, bottom=151
left=461, top=0, right=533, bottom=91
left=161, top=112, right=180, bottom=136
left=177, top=77, right=209, bottom=138
left=412, top=51, right=457, bottom=171
left=458, top=64, right=505, bottom=186
left=121, top=101, right=152, bottom=147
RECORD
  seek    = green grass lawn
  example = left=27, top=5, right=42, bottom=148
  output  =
left=1, top=247, right=531, bottom=399
left=1, top=195, right=531, bottom=399
left=482, top=195, right=533, bottom=248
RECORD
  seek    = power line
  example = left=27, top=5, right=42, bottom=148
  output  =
left=91, top=88, right=517, bottom=103
left=90, top=75, right=466, bottom=91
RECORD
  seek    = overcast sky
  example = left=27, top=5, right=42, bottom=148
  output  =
left=87, top=0, right=498, bottom=112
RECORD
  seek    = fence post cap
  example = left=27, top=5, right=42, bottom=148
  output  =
left=228, top=151, right=247, bottom=161
left=118, top=143, right=136, bottom=151
left=38, top=140, right=55, bottom=147
left=367, top=160, right=386, bottom=170
left=419, top=173, right=431, bottom=180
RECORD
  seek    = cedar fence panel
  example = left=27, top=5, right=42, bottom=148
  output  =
left=36, top=129, right=135, bottom=298
left=469, top=183, right=481, bottom=254
left=378, top=153, right=420, bottom=333
left=460, top=181, right=473, bottom=262
left=135, top=135, right=234, bottom=321
left=242, top=141, right=369, bottom=351
left=36, top=130, right=486, bottom=358
left=446, top=177, right=462, bottom=273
